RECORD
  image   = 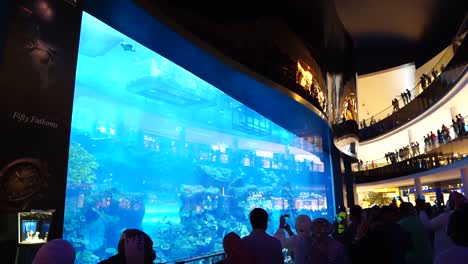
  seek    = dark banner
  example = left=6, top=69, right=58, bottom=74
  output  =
left=0, top=0, right=82, bottom=240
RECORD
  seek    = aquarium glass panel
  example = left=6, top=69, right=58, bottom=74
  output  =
left=64, top=12, right=334, bottom=263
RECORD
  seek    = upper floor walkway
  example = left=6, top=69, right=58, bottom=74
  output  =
left=358, top=20, right=468, bottom=141
left=353, top=135, right=468, bottom=184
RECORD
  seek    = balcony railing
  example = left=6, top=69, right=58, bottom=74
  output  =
left=161, top=251, right=225, bottom=264
left=359, top=16, right=468, bottom=141
left=353, top=136, right=468, bottom=184
left=355, top=114, right=468, bottom=171
left=359, top=62, right=467, bottom=141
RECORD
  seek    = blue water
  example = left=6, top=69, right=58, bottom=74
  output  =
left=63, top=12, right=335, bottom=264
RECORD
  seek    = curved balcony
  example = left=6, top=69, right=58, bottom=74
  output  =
left=359, top=21, right=468, bottom=141
left=353, top=133, right=468, bottom=184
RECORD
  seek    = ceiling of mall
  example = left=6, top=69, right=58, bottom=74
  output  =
left=334, top=0, right=467, bottom=74
left=140, top=0, right=466, bottom=75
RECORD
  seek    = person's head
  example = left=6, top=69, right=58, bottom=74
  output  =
left=350, top=205, right=363, bottom=223
left=118, top=229, right=156, bottom=264
left=415, top=198, right=425, bottom=209
left=249, top=208, right=268, bottom=230
left=399, top=202, right=415, bottom=218
left=368, top=205, right=381, bottom=223
left=311, top=218, right=332, bottom=240
left=295, top=215, right=312, bottom=236
left=32, top=239, right=75, bottom=264
left=448, top=191, right=467, bottom=210
left=222, top=232, right=242, bottom=258
left=378, top=205, right=398, bottom=223
left=447, top=204, right=468, bottom=247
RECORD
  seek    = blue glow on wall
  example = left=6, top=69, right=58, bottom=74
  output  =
left=63, top=12, right=334, bottom=263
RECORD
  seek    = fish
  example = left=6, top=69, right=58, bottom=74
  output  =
left=120, top=42, right=135, bottom=52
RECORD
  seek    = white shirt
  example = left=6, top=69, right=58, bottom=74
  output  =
left=434, top=245, right=468, bottom=264
left=419, top=210, right=453, bottom=257
left=274, top=228, right=309, bottom=264
left=242, top=229, right=284, bottom=264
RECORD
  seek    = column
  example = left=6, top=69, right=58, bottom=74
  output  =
left=461, top=168, right=468, bottom=196
left=414, top=177, right=423, bottom=200
left=407, top=129, right=415, bottom=157
left=353, top=183, right=359, bottom=206
left=343, top=155, right=355, bottom=207
left=408, top=129, right=414, bottom=144
left=450, top=107, right=458, bottom=120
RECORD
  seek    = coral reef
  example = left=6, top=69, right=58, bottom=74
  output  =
left=64, top=140, right=330, bottom=263
left=67, top=142, right=99, bottom=188
left=75, top=250, right=98, bottom=264
left=64, top=187, right=146, bottom=262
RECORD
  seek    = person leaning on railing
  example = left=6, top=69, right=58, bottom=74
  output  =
left=456, top=114, right=466, bottom=135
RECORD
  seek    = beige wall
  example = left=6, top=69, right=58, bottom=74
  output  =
left=357, top=63, right=416, bottom=122
left=414, top=46, right=454, bottom=96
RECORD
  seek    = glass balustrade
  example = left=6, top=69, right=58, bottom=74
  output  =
left=353, top=125, right=468, bottom=183
left=354, top=115, right=468, bottom=173
left=359, top=21, right=468, bottom=140
left=162, top=251, right=225, bottom=264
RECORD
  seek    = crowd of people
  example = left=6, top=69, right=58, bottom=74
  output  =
left=31, top=191, right=468, bottom=264
left=424, top=114, right=466, bottom=152
left=420, top=67, right=440, bottom=91
left=384, top=141, right=421, bottom=165
left=367, top=65, right=444, bottom=127
left=453, top=114, right=466, bottom=137
left=333, top=191, right=468, bottom=264
left=390, top=65, right=443, bottom=114
left=392, top=89, right=412, bottom=112
left=361, top=113, right=467, bottom=171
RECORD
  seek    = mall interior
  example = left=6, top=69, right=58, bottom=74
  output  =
left=0, top=0, right=467, bottom=263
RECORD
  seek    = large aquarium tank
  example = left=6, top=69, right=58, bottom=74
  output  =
left=63, top=12, right=335, bottom=263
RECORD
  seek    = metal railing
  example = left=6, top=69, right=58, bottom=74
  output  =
left=161, top=251, right=225, bottom=264
left=353, top=133, right=468, bottom=184
left=359, top=62, right=467, bottom=140
left=354, top=115, right=468, bottom=172
left=359, top=14, right=468, bottom=139
left=354, top=150, right=468, bottom=184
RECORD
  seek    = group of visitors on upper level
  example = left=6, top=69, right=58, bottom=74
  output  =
left=391, top=97, right=401, bottom=112
left=392, top=89, right=412, bottom=112
left=400, top=89, right=412, bottom=106
left=390, top=65, right=442, bottom=113
left=363, top=63, right=447, bottom=130
left=359, top=113, right=467, bottom=172
left=424, top=113, right=466, bottom=152
left=385, top=142, right=421, bottom=165
left=423, top=127, right=450, bottom=151
left=420, top=66, right=441, bottom=90
left=453, top=114, right=466, bottom=137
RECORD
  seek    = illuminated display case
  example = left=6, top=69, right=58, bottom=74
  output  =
left=18, top=211, right=53, bottom=245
